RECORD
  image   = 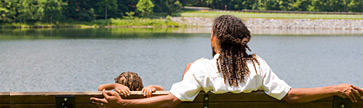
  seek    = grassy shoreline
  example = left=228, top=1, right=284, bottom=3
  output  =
left=180, top=10, right=363, bottom=20
left=0, top=18, right=182, bottom=28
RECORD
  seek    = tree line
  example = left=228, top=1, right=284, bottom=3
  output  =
left=1, top=0, right=362, bottom=24
left=0, top=0, right=182, bottom=23
left=191, top=0, right=363, bottom=12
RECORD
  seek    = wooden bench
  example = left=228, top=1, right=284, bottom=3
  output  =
left=1, top=91, right=362, bottom=108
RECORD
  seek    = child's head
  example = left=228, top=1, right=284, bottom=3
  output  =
left=114, top=72, right=144, bottom=91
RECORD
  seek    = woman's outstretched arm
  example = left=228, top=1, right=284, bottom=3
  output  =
left=283, top=84, right=363, bottom=103
left=90, top=90, right=181, bottom=108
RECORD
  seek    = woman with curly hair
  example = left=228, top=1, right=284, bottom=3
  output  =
left=91, top=15, right=363, bottom=108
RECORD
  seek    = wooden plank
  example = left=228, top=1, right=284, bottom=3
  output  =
left=209, top=91, right=279, bottom=102
left=75, top=103, right=205, bottom=108
left=5, top=91, right=363, bottom=108
left=72, top=96, right=358, bottom=108
left=75, top=95, right=148, bottom=104
left=209, top=91, right=333, bottom=102
left=208, top=101, right=332, bottom=108
left=75, top=91, right=170, bottom=103
left=190, top=93, right=204, bottom=102
left=10, top=91, right=170, bottom=104
left=75, top=104, right=98, bottom=108
left=0, top=104, right=10, bottom=108
left=351, top=99, right=363, bottom=108
left=10, top=96, right=55, bottom=104
left=176, top=103, right=203, bottom=108
left=76, top=95, right=94, bottom=103
left=0, top=93, right=9, bottom=95
left=74, top=102, right=204, bottom=108
left=10, top=91, right=170, bottom=96
left=10, top=104, right=55, bottom=108
left=0, top=92, right=9, bottom=104
left=352, top=101, right=363, bottom=108
left=0, top=96, right=10, bottom=104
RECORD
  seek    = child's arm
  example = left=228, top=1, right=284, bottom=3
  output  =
left=142, top=85, right=164, bottom=97
left=98, top=83, right=131, bottom=97
left=98, top=83, right=117, bottom=91
left=149, top=85, right=164, bottom=91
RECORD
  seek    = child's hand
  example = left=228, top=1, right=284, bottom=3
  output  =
left=114, top=84, right=131, bottom=97
left=142, top=86, right=157, bottom=97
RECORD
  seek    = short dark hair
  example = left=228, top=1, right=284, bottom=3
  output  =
left=114, top=72, right=144, bottom=91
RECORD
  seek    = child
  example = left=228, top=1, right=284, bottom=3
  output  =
left=98, top=72, right=163, bottom=97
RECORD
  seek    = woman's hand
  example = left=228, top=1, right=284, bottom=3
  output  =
left=90, top=89, right=123, bottom=108
left=142, top=86, right=157, bottom=97
left=335, top=84, right=363, bottom=103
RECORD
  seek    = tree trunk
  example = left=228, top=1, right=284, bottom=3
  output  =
left=168, top=11, right=172, bottom=15
left=105, top=5, right=107, bottom=20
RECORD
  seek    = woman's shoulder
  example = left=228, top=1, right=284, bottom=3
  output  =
left=190, top=57, right=210, bottom=70
left=188, top=57, right=216, bottom=76
left=254, top=55, right=268, bottom=65
left=193, top=57, right=208, bottom=63
left=248, top=54, right=272, bottom=75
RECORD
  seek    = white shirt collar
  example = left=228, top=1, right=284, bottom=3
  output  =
left=213, top=54, right=220, bottom=60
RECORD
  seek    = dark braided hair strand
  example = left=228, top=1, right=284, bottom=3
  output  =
left=213, top=15, right=260, bottom=87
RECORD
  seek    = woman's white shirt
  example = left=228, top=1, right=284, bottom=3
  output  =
left=170, top=54, right=291, bottom=101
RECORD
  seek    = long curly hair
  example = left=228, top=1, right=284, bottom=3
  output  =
left=213, top=15, right=259, bottom=87
left=114, top=72, right=144, bottom=91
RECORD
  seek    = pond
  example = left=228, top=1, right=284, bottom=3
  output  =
left=1, top=28, right=363, bottom=92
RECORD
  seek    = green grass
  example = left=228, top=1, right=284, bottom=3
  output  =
left=179, top=11, right=363, bottom=20
left=91, top=18, right=181, bottom=27
left=0, top=18, right=183, bottom=28
left=1, top=22, right=58, bottom=28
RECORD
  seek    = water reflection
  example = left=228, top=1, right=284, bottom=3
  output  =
left=1, top=27, right=362, bottom=40
left=0, top=28, right=202, bottom=40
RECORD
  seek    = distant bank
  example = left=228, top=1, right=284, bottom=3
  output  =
left=1, top=10, right=363, bottom=30
left=171, top=17, right=363, bottom=30
left=2, top=17, right=362, bottom=30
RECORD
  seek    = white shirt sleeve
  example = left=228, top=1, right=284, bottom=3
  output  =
left=260, top=59, right=291, bottom=100
left=170, top=61, right=203, bottom=101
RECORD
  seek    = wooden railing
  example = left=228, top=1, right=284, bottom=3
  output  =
left=1, top=91, right=362, bottom=108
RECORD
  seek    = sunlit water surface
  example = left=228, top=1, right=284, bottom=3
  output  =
left=1, top=28, right=362, bottom=92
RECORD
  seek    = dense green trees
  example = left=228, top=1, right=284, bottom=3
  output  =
left=44, top=0, right=66, bottom=23
left=152, top=0, right=182, bottom=15
left=0, top=0, right=362, bottom=24
left=1, top=0, right=17, bottom=22
left=136, top=0, right=154, bottom=17
left=0, top=0, right=181, bottom=23
left=164, top=0, right=182, bottom=15
left=0, top=0, right=66, bottom=23
left=96, top=0, right=118, bottom=20
left=308, top=0, right=363, bottom=12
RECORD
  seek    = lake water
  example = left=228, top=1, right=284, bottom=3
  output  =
left=1, top=28, right=363, bottom=92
